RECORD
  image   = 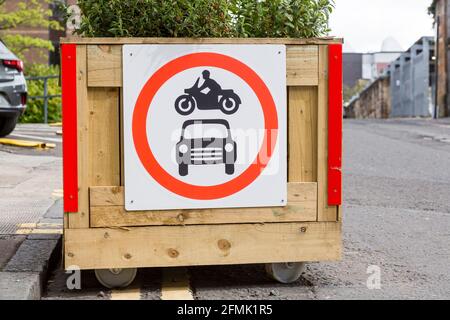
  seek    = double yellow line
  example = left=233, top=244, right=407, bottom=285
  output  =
left=108, top=267, right=194, bottom=300
left=16, top=222, right=63, bottom=235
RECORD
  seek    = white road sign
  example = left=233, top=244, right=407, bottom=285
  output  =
left=123, top=44, right=287, bottom=211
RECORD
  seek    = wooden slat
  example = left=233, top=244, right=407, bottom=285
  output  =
left=63, top=213, right=69, bottom=229
left=288, top=87, right=318, bottom=182
left=87, top=45, right=122, bottom=87
left=87, top=45, right=318, bottom=88
left=62, top=37, right=343, bottom=45
left=64, top=222, right=341, bottom=269
left=317, top=45, right=338, bottom=221
left=89, top=183, right=317, bottom=227
left=88, top=88, right=121, bottom=186
left=68, top=45, right=90, bottom=229
left=286, top=46, right=318, bottom=86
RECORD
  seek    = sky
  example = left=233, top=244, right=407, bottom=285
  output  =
left=329, top=0, right=435, bottom=53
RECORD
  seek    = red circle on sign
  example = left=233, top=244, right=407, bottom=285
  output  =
left=133, top=52, right=278, bottom=200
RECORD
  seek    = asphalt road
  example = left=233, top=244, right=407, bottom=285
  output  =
left=22, top=119, right=450, bottom=299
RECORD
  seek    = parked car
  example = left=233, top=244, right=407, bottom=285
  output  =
left=176, top=119, right=237, bottom=177
left=0, top=40, right=27, bottom=137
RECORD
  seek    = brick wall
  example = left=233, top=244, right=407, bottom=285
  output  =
left=2, top=0, right=77, bottom=65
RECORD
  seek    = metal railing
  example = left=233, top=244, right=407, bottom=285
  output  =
left=26, top=75, right=61, bottom=124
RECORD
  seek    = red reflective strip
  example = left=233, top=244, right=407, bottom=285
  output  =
left=328, top=44, right=343, bottom=206
left=61, top=44, right=78, bottom=213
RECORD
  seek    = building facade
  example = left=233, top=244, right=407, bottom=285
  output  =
left=347, top=37, right=436, bottom=119
left=2, top=0, right=76, bottom=65
left=347, top=75, right=391, bottom=119
left=343, top=37, right=403, bottom=89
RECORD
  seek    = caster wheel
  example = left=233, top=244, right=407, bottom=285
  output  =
left=265, top=262, right=306, bottom=284
left=94, top=268, right=137, bottom=289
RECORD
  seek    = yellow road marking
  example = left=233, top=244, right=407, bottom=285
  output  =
left=0, top=138, right=55, bottom=149
left=16, top=228, right=33, bottom=235
left=18, top=222, right=62, bottom=228
left=161, top=267, right=194, bottom=300
left=18, top=223, right=37, bottom=229
left=16, top=228, right=62, bottom=235
left=30, top=229, right=63, bottom=234
left=49, top=122, right=62, bottom=127
left=110, top=287, right=141, bottom=300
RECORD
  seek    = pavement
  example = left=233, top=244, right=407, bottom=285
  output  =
left=1, top=119, right=450, bottom=300
left=0, top=124, right=62, bottom=300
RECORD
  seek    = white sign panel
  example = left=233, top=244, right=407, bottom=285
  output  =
left=123, top=45, right=286, bottom=211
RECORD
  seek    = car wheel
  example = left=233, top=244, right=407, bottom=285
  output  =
left=225, top=164, right=235, bottom=175
left=179, top=163, right=188, bottom=176
left=0, top=116, right=19, bottom=138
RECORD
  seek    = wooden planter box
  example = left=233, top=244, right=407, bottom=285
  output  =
left=60, top=38, right=343, bottom=271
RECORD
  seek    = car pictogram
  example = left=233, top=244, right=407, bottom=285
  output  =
left=176, top=119, right=237, bottom=177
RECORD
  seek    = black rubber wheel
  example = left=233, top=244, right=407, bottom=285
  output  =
left=265, top=262, right=306, bottom=284
left=94, top=268, right=137, bottom=289
left=219, top=94, right=240, bottom=115
left=0, top=116, right=18, bottom=137
left=225, top=164, right=235, bottom=175
left=175, top=95, right=196, bottom=115
left=179, top=163, right=188, bottom=176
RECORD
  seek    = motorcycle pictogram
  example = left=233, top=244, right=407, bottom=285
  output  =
left=175, top=70, right=242, bottom=115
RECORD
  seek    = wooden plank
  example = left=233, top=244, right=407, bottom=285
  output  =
left=87, top=45, right=122, bottom=87
left=64, top=222, right=341, bottom=269
left=63, top=213, right=69, bottom=229
left=161, top=268, right=194, bottom=300
left=89, top=183, right=318, bottom=227
left=68, top=45, right=90, bottom=229
left=62, top=37, right=343, bottom=45
left=85, top=45, right=318, bottom=87
left=88, top=88, right=121, bottom=187
left=317, top=45, right=338, bottom=222
left=288, top=86, right=318, bottom=182
left=286, top=46, right=318, bottom=86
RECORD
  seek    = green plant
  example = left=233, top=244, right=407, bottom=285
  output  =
left=0, top=0, right=63, bottom=62
left=343, top=79, right=368, bottom=103
left=70, top=0, right=334, bottom=38
left=20, top=64, right=61, bottom=123
left=231, top=0, right=334, bottom=38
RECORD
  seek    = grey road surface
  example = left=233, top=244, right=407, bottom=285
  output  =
left=0, top=126, right=62, bottom=261
left=1, top=124, right=62, bottom=157
left=42, top=119, right=450, bottom=300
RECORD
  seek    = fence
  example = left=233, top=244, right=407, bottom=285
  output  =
left=26, top=75, right=61, bottom=124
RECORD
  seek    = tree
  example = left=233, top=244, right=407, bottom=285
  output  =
left=343, top=80, right=369, bottom=103
left=0, top=0, right=63, bottom=63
